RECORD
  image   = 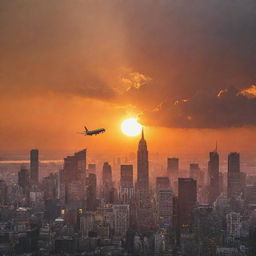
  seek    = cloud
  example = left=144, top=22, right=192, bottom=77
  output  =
left=1, top=0, right=256, bottom=129
left=239, top=85, right=256, bottom=99
left=141, top=88, right=256, bottom=128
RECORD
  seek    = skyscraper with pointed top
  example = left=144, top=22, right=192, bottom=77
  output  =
left=137, top=128, right=149, bottom=193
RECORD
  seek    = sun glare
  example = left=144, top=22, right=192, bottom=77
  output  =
left=121, top=118, right=142, bottom=137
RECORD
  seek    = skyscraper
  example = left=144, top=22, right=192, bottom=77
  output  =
left=178, top=178, right=197, bottom=229
left=227, top=152, right=241, bottom=198
left=30, top=149, right=39, bottom=185
left=102, top=162, right=113, bottom=203
left=157, top=189, right=173, bottom=228
left=113, top=204, right=130, bottom=238
left=18, top=166, right=30, bottom=194
left=120, top=165, right=134, bottom=203
left=167, top=158, right=179, bottom=177
left=137, top=129, right=149, bottom=195
left=156, top=177, right=170, bottom=192
left=63, top=149, right=87, bottom=183
left=87, top=173, right=97, bottom=211
left=208, top=150, right=220, bottom=204
left=0, top=180, right=7, bottom=205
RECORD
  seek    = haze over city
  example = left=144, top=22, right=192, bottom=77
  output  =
left=1, top=0, right=256, bottom=160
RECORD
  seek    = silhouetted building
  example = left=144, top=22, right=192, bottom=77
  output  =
left=178, top=178, right=197, bottom=230
left=113, top=204, right=129, bottom=238
left=120, top=165, right=134, bottom=203
left=63, top=149, right=87, bottom=183
left=42, top=173, right=58, bottom=201
left=190, top=163, right=203, bottom=184
left=87, top=173, right=97, bottom=211
left=0, top=180, right=7, bottom=205
left=167, top=158, right=179, bottom=177
left=227, top=152, right=241, bottom=198
left=102, top=162, right=113, bottom=203
left=156, top=177, right=170, bottom=192
left=30, top=149, right=39, bottom=185
left=208, top=150, right=220, bottom=204
left=18, top=166, right=29, bottom=194
left=157, top=189, right=172, bottom=228
left=137, top=129, right=149, bottom=199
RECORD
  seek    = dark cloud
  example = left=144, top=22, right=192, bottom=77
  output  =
left=1, top=0, right=256, bottom=128
left=141, top=87, right=256, bottom=128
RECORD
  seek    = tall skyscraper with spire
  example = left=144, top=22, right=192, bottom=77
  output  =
left=136, top=129, right=155, bottom=230
left=137, top=129, right=149, bottom=194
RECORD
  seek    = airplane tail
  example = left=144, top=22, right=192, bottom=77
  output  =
left=84, top=126, right=88, bottom=132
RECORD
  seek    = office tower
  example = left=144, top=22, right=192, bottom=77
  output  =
left=120, top=165, right=134, bottom=203
left=244, top=184, right=256, bottom=204
left=87, top=173, right=97, bottom=211
left=66, top=179, right=86, bottom=207
left=137, top=129, right=149, bottom=196
left=102, top=162, right=113, bottom=203
left=167, top=158, right=179, bottom=177
left=113, top=204, right=130, bottom=238
left=178, top=178, right=197, bottom=229
left=42, top=173, right=58, bottom=201
left=0, top=180, right=7, bottom=205
left=30, top=149, right=39, bottom=185
left=156, top=177, right=170, bottom=192
left=157, top=189, right=172, bottom=228
left=63, top=149, right=87, bottom=183
left=227, top=152, right=241, bottom=198
left=190, top=163, right=205, bottom=188
left=208, top=150, right=220, bottom=204
left=18, top=166, right=29, bottom=194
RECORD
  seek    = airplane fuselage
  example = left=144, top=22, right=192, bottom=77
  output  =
left=86, top=128, right=105, bottom=136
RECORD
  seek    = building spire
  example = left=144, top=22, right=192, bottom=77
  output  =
left=141, top=127, right=144, bottom=140
left=215, top=140, right=218, bottom=152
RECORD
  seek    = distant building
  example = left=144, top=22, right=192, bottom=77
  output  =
left=227, top=153, right=241, bottom=198
left=87, top=173, right=97, bottom=211
left=157, top=189, right=172, bottom=228
left=0, top=180, right=7, bottom=205
left=167, top=158, right=179, bottom=177
left=63, top=149, right=87, bottom=183
left=102, top=162, right=113, bottom=203
left=178, top=178, right=197, bottom=230
left=42, top=173, right=58, bottom=201
left=156, top=177, right=170, bottom=192
left=120, top=165, right=134, bottom=203
left=244, top=184, right=256, bottom=204
left=18, top=166, right=29, bottom=194
left=190, top=163, right=204, bottom=185
left=30, top=149, right=39, bottom=185
left=113, top=204, right=129, bottom=238
left=208, top=150, right=220, bottom=204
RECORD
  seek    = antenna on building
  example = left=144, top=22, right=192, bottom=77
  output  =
left=214, top=140, right=218, bottom=152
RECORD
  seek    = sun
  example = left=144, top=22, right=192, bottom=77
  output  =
left=121, top=118, right=143, bottom=137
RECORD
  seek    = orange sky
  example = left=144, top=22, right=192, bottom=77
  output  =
left=1, top=0, right=256, bottom=159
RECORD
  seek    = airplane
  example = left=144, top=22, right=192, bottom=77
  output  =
left=79, top=126, right=106, bottom=136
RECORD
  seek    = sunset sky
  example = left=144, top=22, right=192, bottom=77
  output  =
left=1, top=0, right=256, bottom=159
